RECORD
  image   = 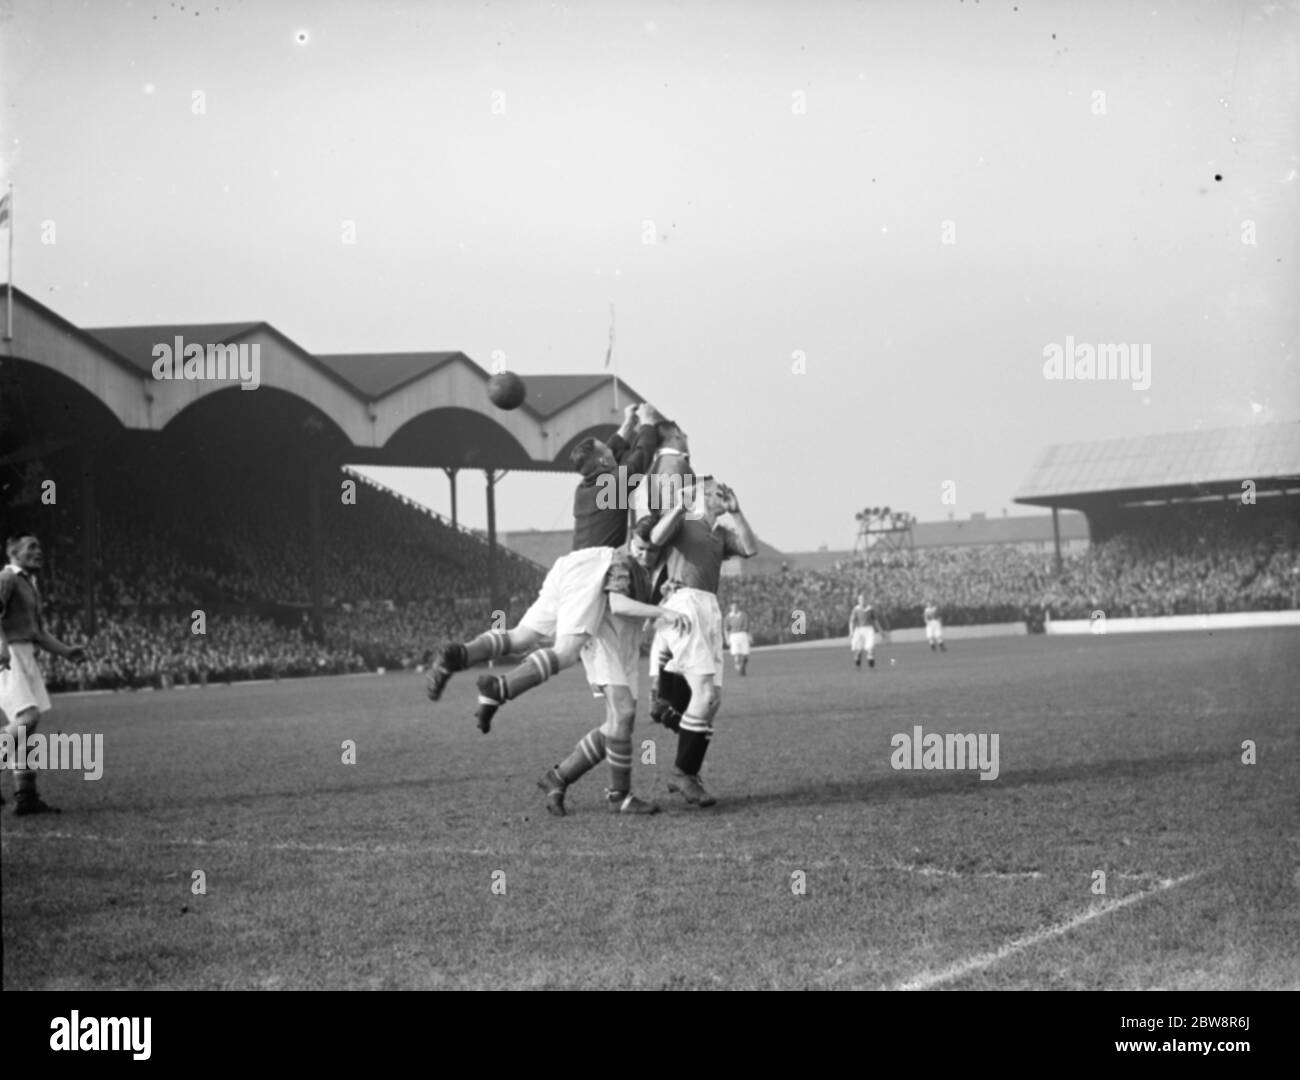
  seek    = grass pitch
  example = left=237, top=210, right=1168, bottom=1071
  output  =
left=3, top=628, right=1297, bottom=990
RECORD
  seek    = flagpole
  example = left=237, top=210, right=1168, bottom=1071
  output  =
left=606, top=301, right=620, bottom=414
left=5, top=182, right=12, bottom=341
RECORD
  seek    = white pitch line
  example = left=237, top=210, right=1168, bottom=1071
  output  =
left=889, top=870, right=1203, bottom=991
left=1, top=832, right=1175, bottom=892
left=3, top=831, right=1063, bottom=880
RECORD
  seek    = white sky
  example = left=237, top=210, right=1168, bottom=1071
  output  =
left=3, top=0, right=1297, bottom=550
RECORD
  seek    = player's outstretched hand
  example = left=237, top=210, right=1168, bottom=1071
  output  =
left=66, top=646, right=87, bottom=664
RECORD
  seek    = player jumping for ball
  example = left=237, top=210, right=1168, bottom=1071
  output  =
left=849, top=595, right=883, bottom=669
left=426, top=400, right=662, bottom=702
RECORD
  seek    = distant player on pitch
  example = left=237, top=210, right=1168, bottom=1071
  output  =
left=924, top=601, right=946, bottom=652
left=724, top=602, right=751, bottom=676
left=849, top=595, right=883, bottom=669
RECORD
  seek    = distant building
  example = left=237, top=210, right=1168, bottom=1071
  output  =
left=787, top=512, right=1090, bottom=572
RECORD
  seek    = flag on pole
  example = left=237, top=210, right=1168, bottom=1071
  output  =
left=605, top=302, right=620, bottom=412
left=3, top=184, right=11, bottom=341
left=603, top=302, right=615, bottom=368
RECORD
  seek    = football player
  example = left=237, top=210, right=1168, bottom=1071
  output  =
left=648, top=478, right=757, bottom=807
left=0, top=536, right=87, bottom=815
left=849, top=595, right=883, bottom=669
left=536, top=521, right=674, bottom=816
left=724, top=602, right=751, bottom=676
left=924, top=601, right=946, bottom=652
left=569, top=402, right=661, bottom=551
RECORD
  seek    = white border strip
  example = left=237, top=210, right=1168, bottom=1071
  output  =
left=889, top=870, right=1203, bottom=991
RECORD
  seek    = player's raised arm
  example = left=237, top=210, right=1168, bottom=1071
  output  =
left=649, top=480, right=690, bottom=547
left=617, top=403, right=662, bottom=476
left=715, top=483, right=758, bottom=558
left=606, top=403, right=639, bottom=459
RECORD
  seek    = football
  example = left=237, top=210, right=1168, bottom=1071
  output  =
left=487, top=371, right=527, bottom=410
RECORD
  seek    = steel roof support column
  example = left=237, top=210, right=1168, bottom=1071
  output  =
left=1052, top=506, right=1062, bottom=574
left=81, top=451, right=97, bottom=637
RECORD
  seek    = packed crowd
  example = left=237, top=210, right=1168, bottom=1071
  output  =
left=39, top=470, right=540, bottom=614
left=33, top=469, right=544, bottom=691
left=720, top=515, right=1300, bottom=644
left=42, top=610, right=367, bottom=691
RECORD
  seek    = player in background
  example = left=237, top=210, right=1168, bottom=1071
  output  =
left=0, top=536, right=87, bottom=815
left=651, top=478, right=758, bottom=807
left=724, top=602, right=751, bottom=676
left=924, top=601, right=947, bottom=652
left=849, top=595, right=883, bottom=669
left=536, top=521, right=673, bottom=816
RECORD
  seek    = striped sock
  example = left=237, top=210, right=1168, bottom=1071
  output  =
left=606, top=736, right=633, bottom=796
left=676, top=714, right=712, bottom=775
left=464, top=630, right=512, bottom=665
left=557, top=728, right=606, bottom=784
left=502, top=647, right=561, bottom=700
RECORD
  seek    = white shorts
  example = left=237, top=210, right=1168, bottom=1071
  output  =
left=0, top=643, right=52, bottom=717
left=925, top=618, right=944, bottom=641
left=580, top=611, right=641, bottom=698
left=659, top=588, right=724, bottom=686
left=728, top=631, right=751, bottom=656
left=851, top=627, right=875, bottom=653
left=519, top=547, right=615, bottom=640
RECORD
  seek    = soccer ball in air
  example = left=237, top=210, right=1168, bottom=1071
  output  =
left=487, top=371, right=527, bottom=410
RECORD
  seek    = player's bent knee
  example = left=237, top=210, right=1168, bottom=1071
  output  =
left=606, top=706, right=636, bottom=738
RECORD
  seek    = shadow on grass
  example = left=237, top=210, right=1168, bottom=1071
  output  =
left=710, top=747, right=1229, bottom=815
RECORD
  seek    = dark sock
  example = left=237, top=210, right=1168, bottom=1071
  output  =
left=675, top=717, right=711, bottom=775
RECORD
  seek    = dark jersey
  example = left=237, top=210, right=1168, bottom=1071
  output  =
left=572, top=424, right=660, bottom=551
left=663, top=517, right=746, bottom=596
left=850, top=605, right=881, bottom=632
left=725, top=610, right=748, bottom=633
left=0, top=566, right=42, bottom=643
